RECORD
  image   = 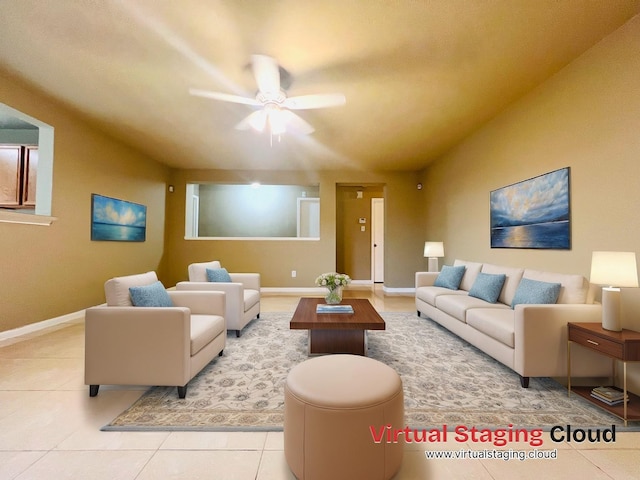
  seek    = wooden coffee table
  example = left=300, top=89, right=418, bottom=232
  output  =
left=290, top=298, right=385, bottom=356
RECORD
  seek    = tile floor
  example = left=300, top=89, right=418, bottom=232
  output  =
left=0, top=286, right=638, bottom=479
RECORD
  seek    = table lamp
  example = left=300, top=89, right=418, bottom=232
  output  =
left=589, top=251, right=639, bottom=331
left=424, top=242, right=444, bottom=272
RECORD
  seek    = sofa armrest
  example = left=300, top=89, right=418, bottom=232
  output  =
left=416, top=271, right=438, bottom=288
left=514, top=303, right=607, bottom=377
left=84, top=306, right=191, bottom=385
left=229, top=273, right=261, bottom=291
left=168, top=290, right=225, bottom=316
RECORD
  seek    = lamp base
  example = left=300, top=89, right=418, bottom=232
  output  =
left=601, top=287, right=622, bottom=332
left=428, top=257, right=439, bottom=273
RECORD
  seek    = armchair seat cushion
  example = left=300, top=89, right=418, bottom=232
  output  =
left=244, top=289, right=261, bottom=312
left=190, top=314, right=225, bottom=356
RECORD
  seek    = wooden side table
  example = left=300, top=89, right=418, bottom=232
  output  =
left=567, top=322, right=640, bottom=426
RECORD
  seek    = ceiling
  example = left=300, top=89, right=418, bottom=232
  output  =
left=1, top=1, right=639, bottom=172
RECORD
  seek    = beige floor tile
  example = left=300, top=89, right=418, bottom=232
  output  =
left=0, top=451, right=47, bottom=480
left=255, top=450, right=297, bottom=480
left=160, top=431, right=267, bottom=450
left=480, top=448, right=612, bottom=480
left=135, top=450, right=262, bottom=480
left=264, top=431, right=285, bottom=450
left=0, top=358, right=82, bottom=390
left=395, top=450, right=493, bottom=479
left=578, top=449, right=640, bottom=480
left=567, top=430, right=640, bottom=449
left=14, top=450, right=154, bottom=480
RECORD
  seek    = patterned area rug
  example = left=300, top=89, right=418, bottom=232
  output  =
left=103, top=311, right=626, bottom=431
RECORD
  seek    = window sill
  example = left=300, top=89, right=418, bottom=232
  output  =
left=0, top=211, right=57, bottom=226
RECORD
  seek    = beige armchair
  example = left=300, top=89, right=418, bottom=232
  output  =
left=84, top=271, right=226, bottom=399
left=176, top=260, right=260, bottom=337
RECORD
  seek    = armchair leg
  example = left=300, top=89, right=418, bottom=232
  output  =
left=235, top=329, right=241, bottom=338
left=417, top=311, right=421, bottom=317
left=256, top=313, right=260, bottom=319
left=219, top=349, right=224, bottom=356
left=519, top=376, right=530, bottom=388
left=89, top=385, right=100, bottom=397
left=177, top=385, right=188, bottom=399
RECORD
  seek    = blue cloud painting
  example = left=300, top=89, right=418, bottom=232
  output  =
left=490, top=168, right=570, bottom=249
left=91, top=194, right=146, bottom=241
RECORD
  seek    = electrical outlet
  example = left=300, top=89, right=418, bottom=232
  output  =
left=291, top=270, right=297, bottom=278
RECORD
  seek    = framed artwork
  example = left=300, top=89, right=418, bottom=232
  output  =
left=490, top=167, right=570, bottom=249
left=91, top=194, right=147, bottom=242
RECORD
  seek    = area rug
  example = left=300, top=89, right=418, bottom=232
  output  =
left=103, top=311, right=628, bottom=431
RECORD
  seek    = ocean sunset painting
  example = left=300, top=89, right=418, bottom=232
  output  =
left=490, top=168, right=570, bottom=249
left=91, top=194, right=147, bottom=242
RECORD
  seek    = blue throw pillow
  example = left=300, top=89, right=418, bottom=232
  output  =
left=206, top=267, right=233, bottom=283
left=468, top=272, right=506, bottom=303
left=511, top=278, right=561, bottom=308
left=434, top=265, right=466, bottom=290
left=129, top=281, right=173, bottom=307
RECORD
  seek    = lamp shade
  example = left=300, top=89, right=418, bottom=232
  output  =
left=423, top=242, right=444, bottom=258
left=590, top=251, right=639, bottom=287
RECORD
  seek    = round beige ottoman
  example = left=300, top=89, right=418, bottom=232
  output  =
left=284, top=354, right=404, bottom=480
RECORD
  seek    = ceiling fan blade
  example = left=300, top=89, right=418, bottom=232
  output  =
left=283, top=93, right=346, bottom=110
left=235, top=110, right=267, bottom=132
left=281, top=110, right=315, bottom=135
left=189, top=88, right=260, bottom=106
left=251, top=55, right=281, bottom=94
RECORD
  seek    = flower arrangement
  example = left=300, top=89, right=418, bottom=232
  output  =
left=315, top=272, right=351, bottom=304
left=315, top=272, right=352, bottom=289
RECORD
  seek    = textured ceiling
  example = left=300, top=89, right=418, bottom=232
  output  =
left=1, top=1, right=639, bottom=172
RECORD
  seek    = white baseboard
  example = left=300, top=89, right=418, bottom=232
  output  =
left=382, top=286, right=416, bottom=295
left=261, top=287, right=326, bottom=295
left=0, top=309, right=86, bottom=342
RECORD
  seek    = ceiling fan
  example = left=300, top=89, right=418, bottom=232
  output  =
left=189, top=55, right=346, bottom=137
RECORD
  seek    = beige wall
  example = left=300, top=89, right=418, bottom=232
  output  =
left=0, top=70, right=169, bottom=331
left=162, top=169, right=423, bottom=289
left=420, top=15, right=640, bottom=387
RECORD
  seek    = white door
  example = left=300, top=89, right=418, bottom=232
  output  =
left=371, top=198, right=384, bottom=282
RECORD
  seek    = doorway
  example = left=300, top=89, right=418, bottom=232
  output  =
left=335, top=184, right=385, bottom=282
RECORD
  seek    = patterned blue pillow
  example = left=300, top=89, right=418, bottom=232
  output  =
left=468, top=272, right=506, bottom=303
left=129, top=281, right=173, bottom=307
left=511, top=278, right=561, bottom=308
left=434, top=265, right=466, bottom=290
left=206, top=267, right=233, bottom=283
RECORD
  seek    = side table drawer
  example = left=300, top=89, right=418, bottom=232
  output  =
left=569, top=326, right=623, bottom=358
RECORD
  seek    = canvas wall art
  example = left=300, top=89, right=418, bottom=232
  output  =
left=91, top=194, right=147, bottom=242
left=490, top=167, right=570, bottom=249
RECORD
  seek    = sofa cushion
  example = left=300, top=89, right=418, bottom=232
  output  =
left=104, top=271, right=158, bottom=306
left=467, top=308, right=515, bottom=348
left=522, top=269, right=589, bottom=304
left=453, top=260, right=483, bottom=292
left=206, top=267, right=233, bottom=283
left=416, top=286, right=468, bottom=306
left=190, top=314, right=225, bottom=356
left=468, top=272, right=506, bottom=303
left=244, top=289, right=261, bottom=312
left=189, top=260, right=223, bottom=282
left=481, top=264, right=524, bottom=306
left=129, top=281, right=174, bottom=307
left=511, top=278, right=561, bottom=308
left=434, top=265, right=466, bottom=290
left=435, top=293, right=509, bottom=323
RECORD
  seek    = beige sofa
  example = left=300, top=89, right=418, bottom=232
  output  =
left=85, top=271, right=226, bottom=398
left=416, top=259, right=610, bottom=387
left=176, top=260, right=261, bottom=337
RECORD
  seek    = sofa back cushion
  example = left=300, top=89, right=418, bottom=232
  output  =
left=188, top=260, right=222, bottom=282
left=523, top=269, right=589, bottom=304
left=453, top=259, right=483, bottom=292
left=105, top=271, right=158, bottom=306
left=481, top=264, right=524, bottom=306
